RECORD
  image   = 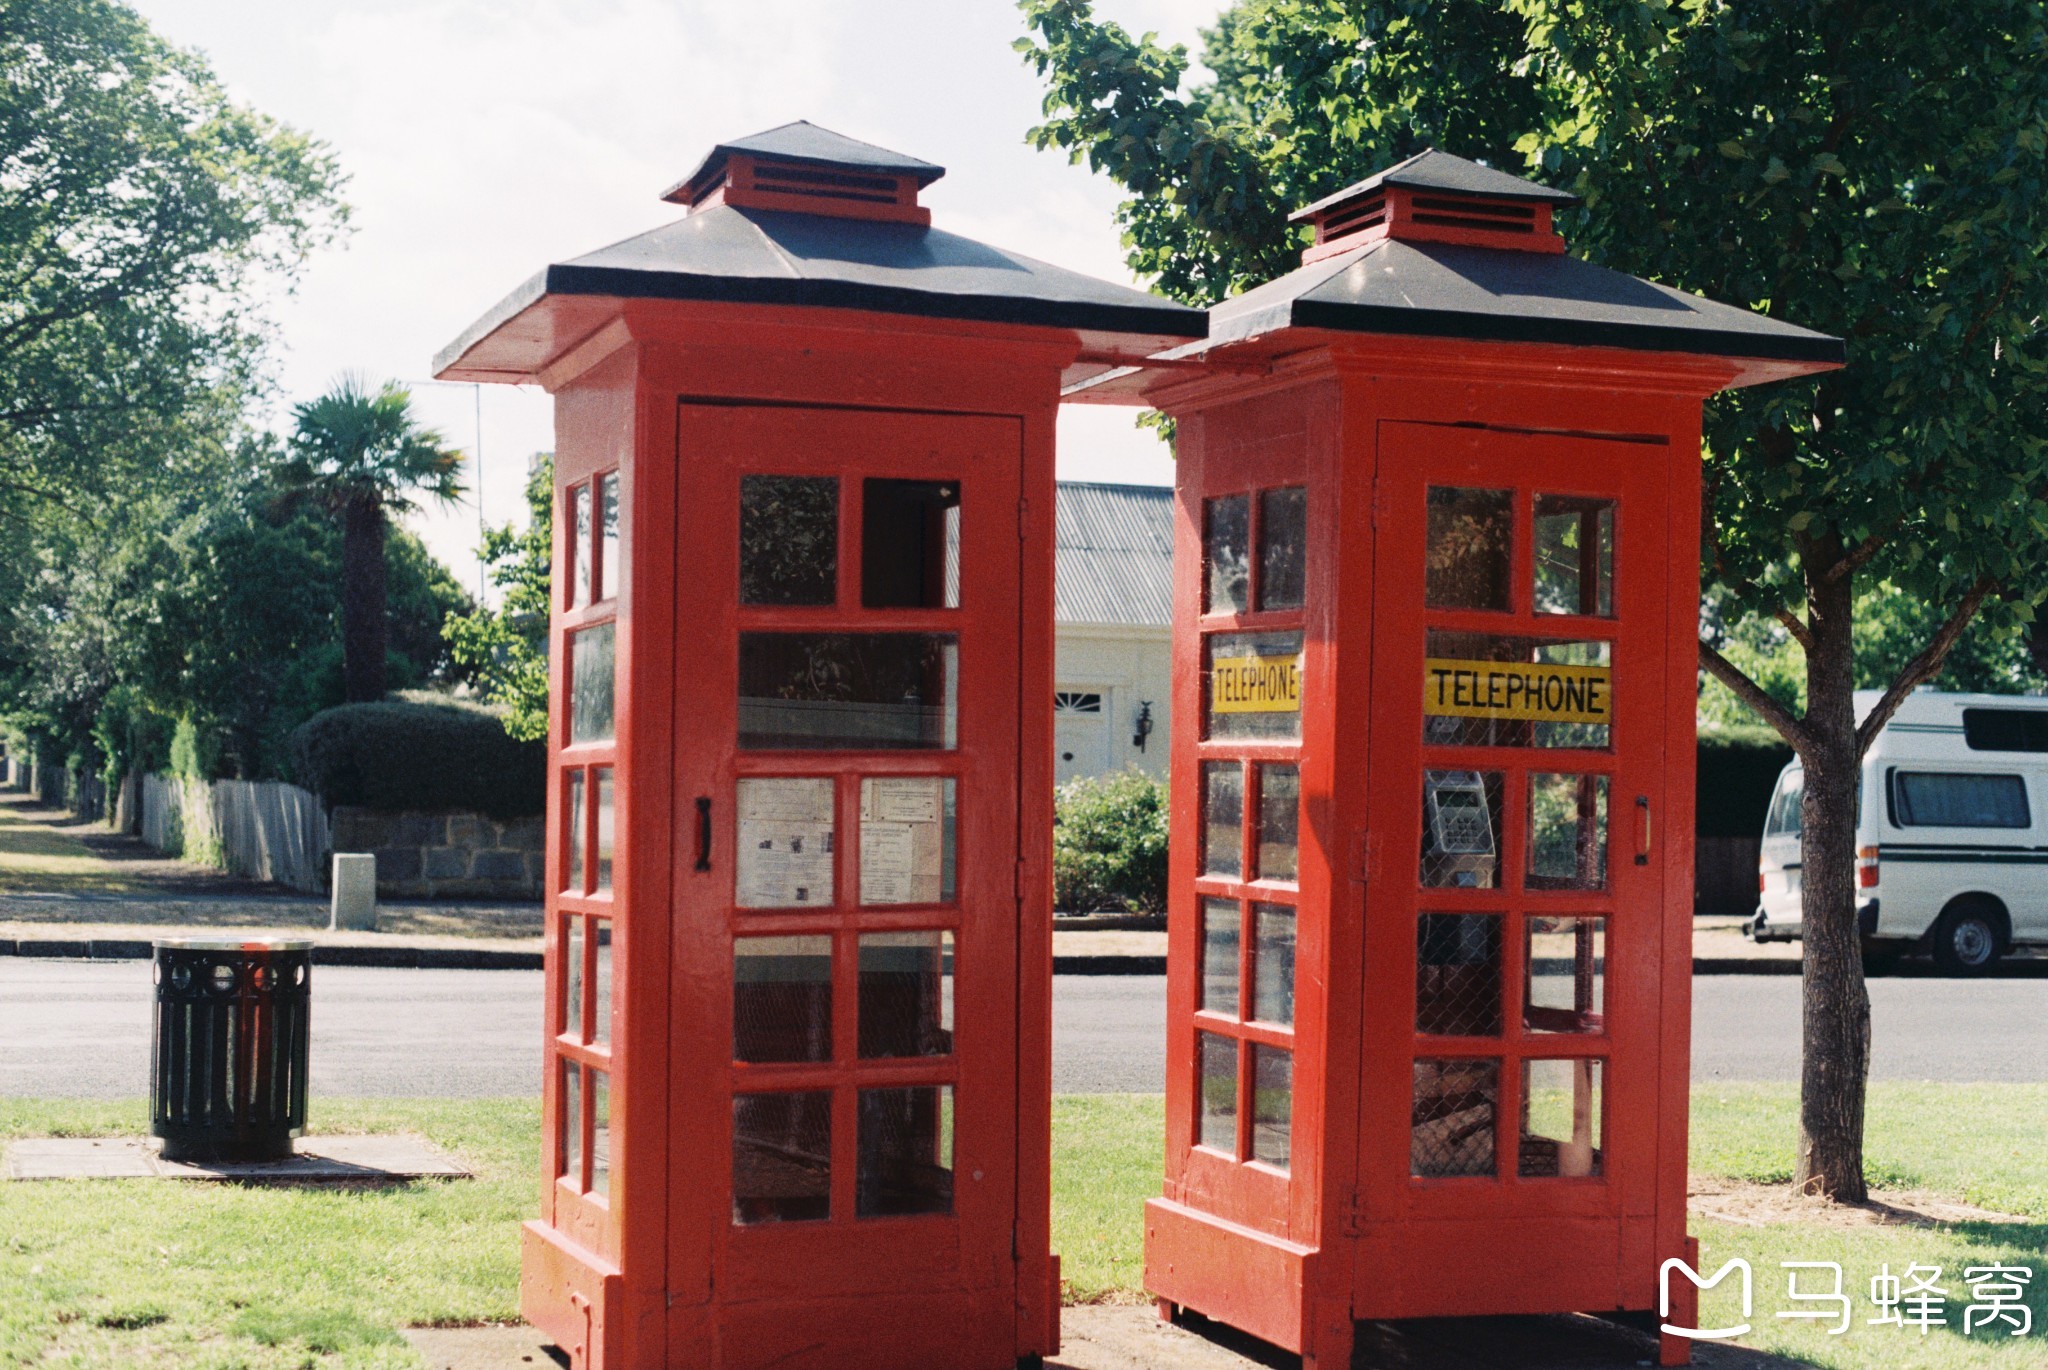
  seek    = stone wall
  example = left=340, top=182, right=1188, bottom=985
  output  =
left=329, top=807, right=544, bottom=899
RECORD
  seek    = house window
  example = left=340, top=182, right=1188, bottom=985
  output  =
left=1054, top=692, right=1103, bottom=715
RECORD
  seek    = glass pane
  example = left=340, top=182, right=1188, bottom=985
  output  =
left=571, top=483, right=592, bottom=608
left=565, top=770, right=585, bottom=894
left=1526, top=916, right=1605, bottom=1034
left=1200, top=762, right=1243, bottom=879
left=1251, top=902, right=1295, bottom=1027
left=733, top=935, right=832, bottom=1063
left=1257, top=486, right=1307, bottom=611
left=859, top=777, right=955, bottom=905
left=1412, top=1058, right=1497, bottom=1178
left=560, top=1059, right=582, bottom=1186
left=1426, top=487, right=1512, bottom=611
left=1423, top=632, right=1611, bottom=749
left=593, top=921, right=613, bottom=1046
left=1892, top=771, right=2031, bottom=828
left=1204, top=494, right=1249, bottom=614
left=1199, top=899, right=1240, bottom=1017
left=735, top=777, right=835, bottom=909
left=733, top=1091, right=831, bottom=1224
left=1416, top=913, right=1501, bottom=1037
left=1254, top=763, right=1298, bottom=882
left=858, top=931, right=953, bottom=1058
left=740, top=475, right=837, bottom=606
left=1421, top=770, right=1502, bottom=889
left=738, top=633, right=956, bottom=750
left=1197, top=1032, right=1238, bottom=1153
left=862, top=479, right=961, bottom=609
left=1529, top=773, right=1609, bottom=890
left=570, top=623, right=616, bottom=744
left=1520, top=1058, right=1603, bottom=1178
left=857, top=1086, right=954, bottom=1217
left=1203, top=631, right=1303, bottom=741
left=590, top=1070, right=611, bottom=1198
left=1250, top=1045, right=1291, bottom=1170
left=564, top=916, right=584, bottom=1041
left=1533, top=495, right=1613, bottom=617
left=594, top=767, right=614, bottom=894
left=598, top=472, right=621, bottom=603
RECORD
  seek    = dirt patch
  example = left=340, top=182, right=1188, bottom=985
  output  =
left=1689, top=1176, right=2031, bottom=1229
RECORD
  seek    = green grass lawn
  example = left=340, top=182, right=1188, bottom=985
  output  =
left=1, top=1087, right=2043, bottom=1367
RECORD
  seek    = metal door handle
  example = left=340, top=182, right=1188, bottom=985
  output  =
left=1635, top=795, right=1651, bottom=866
left=695, top=797, right=713, bottom=872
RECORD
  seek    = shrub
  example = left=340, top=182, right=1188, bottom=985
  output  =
left=288, top=696, right=545, bottom=819
left=1053, top=770, right=1168, bottom=914
left=1697, top=724, right=1796, bottom=839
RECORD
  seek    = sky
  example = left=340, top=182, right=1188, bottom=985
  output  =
left=124, top=0, right=1229, bottom=601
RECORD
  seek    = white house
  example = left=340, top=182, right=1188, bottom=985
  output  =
left=1053, top=481, right=1174, bottom=785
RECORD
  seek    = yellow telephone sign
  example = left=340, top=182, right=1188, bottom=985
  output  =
left=1423, top=657, right=1611, bottom=726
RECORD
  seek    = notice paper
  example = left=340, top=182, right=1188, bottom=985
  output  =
left=860, top=778, right=946, bottom=905
left=736, top=777, right=835, bottom=907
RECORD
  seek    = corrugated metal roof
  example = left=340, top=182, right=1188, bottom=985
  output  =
left=1055, top=482, right=1175, bottom=628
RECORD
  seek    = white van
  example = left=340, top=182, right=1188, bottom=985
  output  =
left=1752, top=689, right=2048, bottom=974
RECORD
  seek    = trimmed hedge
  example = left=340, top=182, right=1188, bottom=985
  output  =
left=1696, top=724, right=1795, bottom=839
left=1053, top=770, right=1168, bottom=914
left=289, top=698, right=545, bottom=819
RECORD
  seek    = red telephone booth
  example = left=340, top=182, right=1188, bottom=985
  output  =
left=435, top=121, right=1201, bottom=1370
left=1069, top=151, right=1842, bottom=1368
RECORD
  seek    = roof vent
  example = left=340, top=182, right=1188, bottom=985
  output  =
left=1290, top=149, right=1577, bottom=264
left=661, top=120, right=945, bottom=226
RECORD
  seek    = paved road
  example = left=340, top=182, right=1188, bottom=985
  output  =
left=5, top=960, right=2047, bottom=1097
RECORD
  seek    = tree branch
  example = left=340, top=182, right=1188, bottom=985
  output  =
left=1855, top=576, right=1997, bottom=756
left=1772, top=607, right=1816, bottom=653
left=1700, top=640, right=1814, bottom=756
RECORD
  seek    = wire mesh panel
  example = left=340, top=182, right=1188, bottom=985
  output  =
left=1414, top=914, right=1501, bottom=1038
left=1411, top=1058, right=1499, bottom=1178
left=1518, top=1058, right=1603, bottom=1178
left=856, top=1085, right=954, bottom=1216
left=733, top=1091, right=832, bottom=1224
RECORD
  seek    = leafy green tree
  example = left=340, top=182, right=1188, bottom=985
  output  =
left=278, top=377, right=465, bottom=704
left=446, top=456, right=553, bottom=741
left=1018, top=0, right=2048, bottom=1199
left=0, top=0, right=344, bottom=505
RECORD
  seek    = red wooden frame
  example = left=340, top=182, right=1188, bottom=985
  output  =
left=523, top=303, right=1072, bottom=1370
left=1147, top=344, right=1713, bottom=1370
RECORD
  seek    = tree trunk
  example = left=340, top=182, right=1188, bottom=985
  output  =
left=341, top=497, right=388, bottom=704
left=1795, top=567, right=1869, bottom=1201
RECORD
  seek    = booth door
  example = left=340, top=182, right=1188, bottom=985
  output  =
left=669, top=403, right=1021, bottom=1362
left=1357, top=421, right=1669, bottom=1306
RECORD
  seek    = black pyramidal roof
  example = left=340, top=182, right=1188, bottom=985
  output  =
left=662, top=120, right=947, bottom=202
left=1290, top=148, right=1581, bottom=221
left=434, top=123, right=1204, bottom=379
left=1196, top=235, right=1844, bottom=364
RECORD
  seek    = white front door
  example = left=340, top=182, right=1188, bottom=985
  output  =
left=1053, top=689, right=1112, bottom=785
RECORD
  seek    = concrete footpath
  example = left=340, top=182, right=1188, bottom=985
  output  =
left=0, top=916, right=1820, bottom=974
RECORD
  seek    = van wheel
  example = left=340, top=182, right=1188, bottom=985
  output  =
left=1931, top=900, right=2005, bottom=976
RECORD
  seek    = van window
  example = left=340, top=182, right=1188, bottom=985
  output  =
left=1889, top=771, right=2031, bottom=828
left=1962, top=707, right=2048, bottom=752
left=1764, top=771, right=1802, bottom=838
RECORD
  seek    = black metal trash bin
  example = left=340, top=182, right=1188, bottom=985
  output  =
left=150, top=938, right=312, bottom=1162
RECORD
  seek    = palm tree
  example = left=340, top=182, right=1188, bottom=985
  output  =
left=278, top=376, right=465, bottom=703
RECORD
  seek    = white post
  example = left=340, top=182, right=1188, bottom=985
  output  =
left=330, top=852, right=378, bottom=931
